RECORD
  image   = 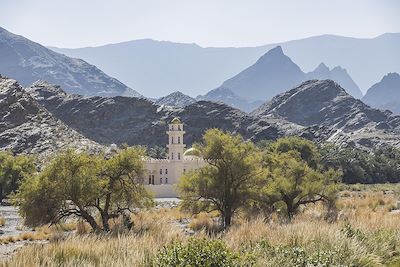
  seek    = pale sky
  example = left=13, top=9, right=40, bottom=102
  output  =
left=0, top=0, right=399, bottom=48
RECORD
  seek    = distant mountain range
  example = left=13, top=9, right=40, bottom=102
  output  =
left=199, top=46, right=362, bottom=111
left=155, top=91, right=196, bottom=107
left=362, top=73, right=400, bottom=114
left=50, top=33, right=400, bottom=97
left=0, top=27, right=141, bottom=97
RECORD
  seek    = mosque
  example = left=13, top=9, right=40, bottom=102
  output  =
left=143, top=118, right=206, bottom=198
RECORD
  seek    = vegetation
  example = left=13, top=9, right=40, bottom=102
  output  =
left=3, top=187, right=400, bottom=266
left=15, top=147, right=153, bottom=232
left=2, top=131, right=400, bottom=266
left=260, top=137, right=341, bottom=220
left=0, top=152, right=35, bottom=202
left=179, top=129, right=263, bottom=228
left=320, top=144, right=400, bottom=184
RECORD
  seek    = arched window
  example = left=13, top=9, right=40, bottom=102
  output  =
left=178, top=125, right=181, bottom=131
left=160, top=169, right=162, bottom=174
left=165, top=177, right=168, bottom=184
left=171, top=152, right=174, bottom=160
left=148, top=175, right=151, bottom=185
left=171, top=136, right=174, bottom=144
left=160, top=178, right=163, bottom=184
left=178, top=136, right=180, bottom=144
left=151, top=175, right=155, bottom=185
left=178, top=153, right=181, bottom=160
left=165, top=169, right=168, bottom=174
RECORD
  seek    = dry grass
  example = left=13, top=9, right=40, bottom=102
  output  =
left=2, top=185, right=400, bottom=266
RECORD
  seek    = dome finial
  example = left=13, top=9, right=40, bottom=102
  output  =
left=171, top=117, right=181, bottom=124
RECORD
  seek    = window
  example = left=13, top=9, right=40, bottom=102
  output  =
left=151, top=175, right=155, bottom=185
left=183, top=169, right=186, bottom=173
left=148, top=175, right=151, bottom=184
left=178, top=125, right=181, bottom=131
left=171, top=137, right=174, bottom=144
left=160, top=178, right=163, bottom=184
left=178, top=136, right=180, bottom=144
left=160, top=169, right=162, bottom=174
left=165, top=169, right=168, bottom=174
left=178, top=153, right=181, bottom=160
left=171, top=152, right=174, bottom=160
left=165, top=177, right=168, bottom=184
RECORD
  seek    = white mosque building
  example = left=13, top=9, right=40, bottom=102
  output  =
left=143, top=118, right=206, bottom=198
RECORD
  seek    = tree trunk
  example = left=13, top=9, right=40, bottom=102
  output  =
left=79, top=207, right=101, bottom=232
left=0, top=183, right=3, bottom=203
left=101, top=212, right=110, bottom=232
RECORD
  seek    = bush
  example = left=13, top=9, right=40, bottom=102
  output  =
left=154, top=238, right=240, bottom=267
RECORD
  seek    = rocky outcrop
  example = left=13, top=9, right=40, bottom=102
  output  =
left=0, top=27, right=141, bottom=97
left=155, top=91, right=196, bottom=107
left=0, top=76, right=101, bottom=160
left=362, top=73, right=400, bottom=114
left=253, top=80, right=400, bottom=149
left=27, top=81, right=295, bottom=147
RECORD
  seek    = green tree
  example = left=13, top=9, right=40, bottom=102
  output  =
left=15, top=147, right=153, bottom=232
left=179, top=129, right=263, bottom=228
left=0, top=152, right=35, bottom=202
left=260, top=138, right=341, bottom=220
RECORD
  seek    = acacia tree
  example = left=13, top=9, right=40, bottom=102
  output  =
left=261, top=138, right=341, bottom=220
left=179, top=129, right=263, bottom=228
left=0, top=152, right=35, bottom=202
left=16, top=148, right=153, bottom=232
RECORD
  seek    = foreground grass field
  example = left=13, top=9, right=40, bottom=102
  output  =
left=2, top=184, right=400, bottom=267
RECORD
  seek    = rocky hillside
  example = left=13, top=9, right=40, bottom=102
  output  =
left=0, top=76, right=101, bottom=159
left=20, top=79, right=400, bottom=153
left=27, top=81, right=297, bottom=147
left=362, top=73, right=400, bottom=114
left=0, top=27, right=141, bottom=97
left=253, top=80, right=400, bottom=149
left=155, top=91, right=196, bottom=107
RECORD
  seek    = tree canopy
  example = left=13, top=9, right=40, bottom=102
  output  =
left=179, top=129, right=263, bottom=228
left=0, top=152, right=35, bottom=202
left=15, top=147, right=153, bottom=231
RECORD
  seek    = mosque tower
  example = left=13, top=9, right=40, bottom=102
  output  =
left=166, top=118, right=185, bottom=161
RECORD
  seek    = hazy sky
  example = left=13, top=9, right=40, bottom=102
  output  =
left=0, top=0, right=399, bottom=48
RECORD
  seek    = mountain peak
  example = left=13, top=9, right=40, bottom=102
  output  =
left=382, top=72, right=400, bottom=81
left=314, top=62, right=330, bottom=72
left=257, top=46, right=285, bottom=62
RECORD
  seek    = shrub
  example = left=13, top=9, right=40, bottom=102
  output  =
left=154, top=238, right=240, bottom=267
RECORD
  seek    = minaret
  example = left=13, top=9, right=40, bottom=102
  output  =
left=166, top=118, right=185, bottom=161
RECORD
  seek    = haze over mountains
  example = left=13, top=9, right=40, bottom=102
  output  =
left=50, top=33, right=400, bottom=97
left=199, top=46, right=363, bottom=111
left=0, top=27, right=141, bottom=97
left=363, top=72, right=400, bottom=114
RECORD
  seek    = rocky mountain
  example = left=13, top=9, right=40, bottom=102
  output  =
left=196, top=87, right=262, bottom=112
left=0, top=76, right=101, bottom=160
left=0, top=27, right=141, bottom=97
left=204, top=47, right=362, bottom=111
left=28, top=80, right=400, bottom=151
left=306, top=63, right=363, bottom=99
left=27, top=81, right=299, bottom=147
left=362, top=73, right=400, bottom=114
left=155, top=91, right=196, bottom=107
left=253, top=80, right=400, bottom=149
left=50, top=33, right=400, bottom=97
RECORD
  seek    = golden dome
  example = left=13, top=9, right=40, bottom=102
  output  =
left=183, top=147, right=202, bottom=157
